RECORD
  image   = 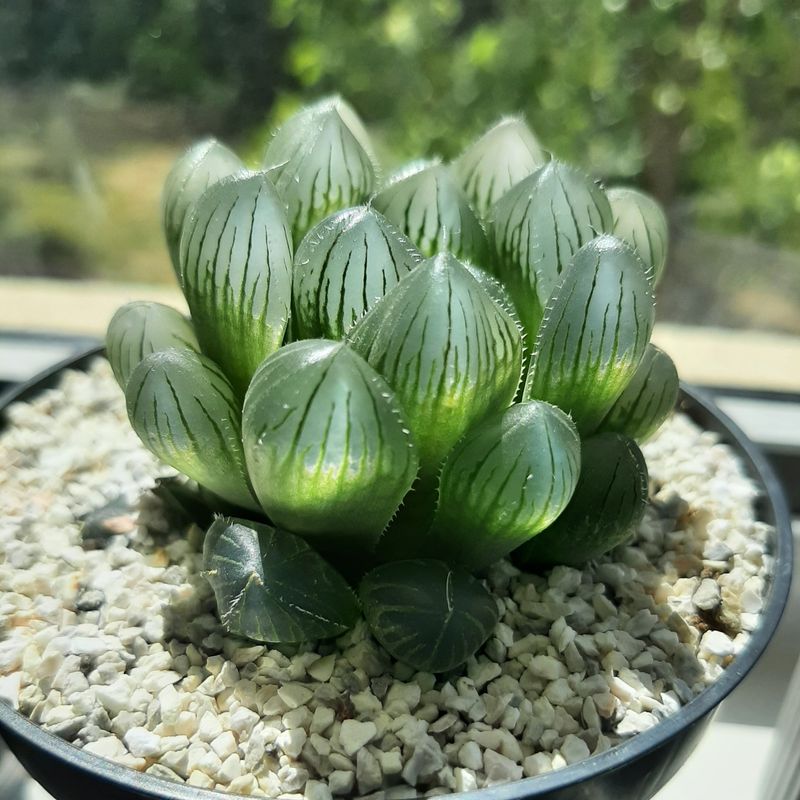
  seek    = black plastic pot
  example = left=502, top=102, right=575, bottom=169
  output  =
left=0, top=347, right=793, bottom=800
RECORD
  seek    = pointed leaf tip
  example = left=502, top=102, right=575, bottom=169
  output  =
left=204, top=517, right=359, bottom=642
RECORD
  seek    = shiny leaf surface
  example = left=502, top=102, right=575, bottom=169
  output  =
left=162, top=139, right=243, bottom=276
left=204, top=517, right=359, bottom=642
left=242, top=340, right=418, bottom=549
left=179, top=172, right=293, bottom=396
left=431, top=402, right=581, bottom=570
left=372, top=161, right=489, bottom=263
left=348, top=252, right=523, bottom=473
left=514, top=432, right=648, bottom=567
left=599, top=343, right=679, bottom=441
left=524, top=235, right=656, bottom=435
left=608, top=187, right=669, bottom=286
left=489, top=160, right=613, bottom=338
left=126, top=349, right=258, bottom=511
left=293, top=206, right=422, bottom=340
left=455, top=117, right=547, bottom=218
left=106, top=301, right=198, bottom=389
left=264, top=99, right=376, bottom=242
left=359, top=559, right=498, bottom=672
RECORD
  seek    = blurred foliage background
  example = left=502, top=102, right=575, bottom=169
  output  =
left=0, top=0, right=798, bottom=333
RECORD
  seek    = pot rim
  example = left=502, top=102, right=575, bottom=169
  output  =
left=0, top=345, right=793, bottom=800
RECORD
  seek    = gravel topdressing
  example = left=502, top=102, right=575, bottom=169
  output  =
left=0, top=360, right=773, bottom=798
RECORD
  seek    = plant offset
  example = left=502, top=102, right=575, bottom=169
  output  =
left=106, top=97, right=679, bottom=674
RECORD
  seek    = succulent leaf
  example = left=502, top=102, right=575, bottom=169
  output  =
left=348, top=252, right=523, bottom=474
left=125, top=349, right=258, bottom=511
left=608, top=187, right=669, bottom=286
left=293, top=206, right=422, bottom=340
left=162, top=139, right=244, bottom=276
left=431, top=402, right=581, bottom=570
left=599, top=344, right=679, bottom=441
left=106, top=301, right=199, bottom=389
left=462, top=262, right=524, bottom=338
left=455, top=117, right=547, bottom=218
left=489, top=160, right=613, bottom=338
left=204, top=517, right=359, bottom=642
left=359, top=559, right=498, bottom=672
left=242, top=340, right=418, bottom=550
left=371, top=161, right=489, bottom=263
left=524, top=235, right=656, bottom=435
left=514, top=432, right=648, bottom=567
left=264, top=99, right=376, bottom=243
left=179, top=172, right=293, bottom=396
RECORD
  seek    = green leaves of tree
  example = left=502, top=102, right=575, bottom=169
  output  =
left=264, top=98, right=376, bottom=243
left=204, top=517, right=359, bottom=643
left=525, top=235, right=656, bottom=435
left=179, top=172, right=293, bottom=396
left=242, top=340, right=418, bottom=550
left=431, top=402, right=581, bottom=570
left=292, top=206, right=422, bottom=340
left=106, top=301, right=199, bottom=389
left=348, top=252, right=523, bottom=474
left=359, top=559, right=498, bottom=672
left=489, top=160, right=613, bottom=338
left=514, top=432, right=648, bottom=567
left=162, top=139, right=244, bottom=276
left=455, top=117, right=547, bottom=218
left=125, top=349, right=258, bottom=511
left=372, top=161, right=489, bottom=263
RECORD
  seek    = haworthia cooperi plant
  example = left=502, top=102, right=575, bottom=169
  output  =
left=109, top=95, right=677, bottom=672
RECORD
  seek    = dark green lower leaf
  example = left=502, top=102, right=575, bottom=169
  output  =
left=359, top=559, right=498, bottom=673
left=203, top=517, right=359, bottom=643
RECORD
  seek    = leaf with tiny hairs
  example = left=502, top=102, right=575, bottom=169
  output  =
left=106, top=301, right=199, bottom=389
left=514, top=432, right=648, bottom=567
left=348, top=252, right=523, bottom=475
left=430, top=401, right=581, bottom=570
left=179, top=171, right=293, bottom=396
left=524, top=235, right=656, bottom=435
left=372, top=160, right=489, bottom=264
left=162, top=139, right=243, bottom=276
left=599, top=343, right=679, bottom=442
left=242, top=340, right=418, bottom=551
left=608, top=187, right=669, bottom=286
left=489, top=160, right=613, bottom=339
left=455, top=117, right=547, bottom=218
left=126, top=349, right=258, bottom=511
left=359, top=559, right=498, bottom=673
left=204, top=517, right=359, bottom=643
left=292, top=206, right=422, bottom=340
left=264, top=98, right=376, bottom=243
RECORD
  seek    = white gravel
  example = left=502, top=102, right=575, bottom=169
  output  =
left=0, top=360, right=774, bottom=797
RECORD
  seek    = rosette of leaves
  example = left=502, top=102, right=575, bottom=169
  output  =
left=371, top=160, right=490, bottom=264
left=455, top=117, right=547, bottom=218
left=489, top=160, right=614, bottom=339
left=292, top=206, right=422, bottom=340
left=108, top=94, right=681, bottom=674
left=264, top=98, right=376, bottom=243
left=162, top=139, right=243, bottom=277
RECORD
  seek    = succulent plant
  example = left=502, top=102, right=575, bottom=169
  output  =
left=108, top=98, right=679, bottom=672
